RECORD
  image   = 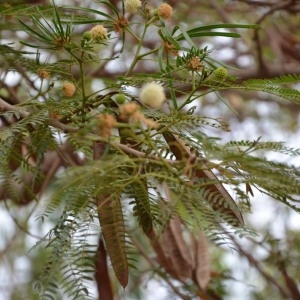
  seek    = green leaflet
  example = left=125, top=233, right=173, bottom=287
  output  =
left=34, top=211, right=95, bottom=300
left=131, top=177, right=155, bottom=239
left=174, top=23, right=260, bottom=41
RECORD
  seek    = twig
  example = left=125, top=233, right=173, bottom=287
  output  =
left=0, top=97, right=28, bottom=118
left=253, top=0, right=295, bottom=74
left=0, top=97, right=79, bottom=133
left=0, top=232, right=18, bottom=260
left=48, top=118, right=79, bottom=132
left=229, top=235, right=291, bottom=298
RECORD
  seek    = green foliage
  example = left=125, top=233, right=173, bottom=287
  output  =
left=242, top=75, right=300, bottom=103
left=0, top=1, right=300, bottom=299
left=34, top=210, right=97, bottom=300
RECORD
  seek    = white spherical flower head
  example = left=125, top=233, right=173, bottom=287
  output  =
left=140, top=82, right=165, bottom=109
left=125, top=0, right=142, bottom=14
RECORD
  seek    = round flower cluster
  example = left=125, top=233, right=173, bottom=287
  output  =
left=113, top=16, right=129, bottom=33
left=213, top=67, right=228, bottom=81
left=37, top=69, right=50, bottom=79
left=158, top=3, right=173, bottom=20
left=119, top=103, right=139, bottom=121
left=139, top=82, right=165, bottom=109
left=90, top=25, right=108, bottom=41
left=119, top=103, right=158, bottom=128
left=98, top=114, right=117, bottom=138
left=62, top=81, right=76, bottom=97
left=125, top=0, right=142, bottom=14
left=186, top=57, right=202, bottom=71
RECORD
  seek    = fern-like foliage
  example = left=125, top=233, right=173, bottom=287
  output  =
left=203, top=74, right=300, bottom=103
left=243, top=76, right=300, bottom=103
left=34, top=209, right=98, bottom=300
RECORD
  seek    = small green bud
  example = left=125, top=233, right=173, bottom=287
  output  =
left=82, top=31, right=92, bottom=40
left=115, top=93, right=126, bottom=104
left=213, top=67, right=228, bottom=81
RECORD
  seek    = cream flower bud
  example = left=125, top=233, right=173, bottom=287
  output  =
left=125, top=0, right=142, bottom=14
left=139, top=82, right=165, bottom=109
left=90, top=25, right=108, bottom=41
left=98, top=114, right=117, bottom=138
left=37, top=69, right=50, bottom=79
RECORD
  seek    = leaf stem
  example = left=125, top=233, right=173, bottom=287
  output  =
left=78, top=58, right=87, bottom=122
left=125, top=22, right=148, bottom=76
left=68, top=48, right=87, bottom=122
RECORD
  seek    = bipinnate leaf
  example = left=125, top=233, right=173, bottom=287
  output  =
left=118, top=123, right=155, bottom=239
left=132, top=177, right=155, bottom=239
left=162, top=132, right=244, bottom=227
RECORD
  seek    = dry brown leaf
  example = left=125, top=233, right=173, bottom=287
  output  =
left=155, top=183, right=193, bottom=280
left=152, top=239, right=178, bottom=279
left=94, top=141, right=128, bottom=288
left=162, top=132, right=244, bottom=227
left=97, top=195, right=129, bottom=288
left=160, top=217, right=193, bottom=280
left=193, top=231, right=211, bottom=290
left=95, top=237, right=114, bottom=300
